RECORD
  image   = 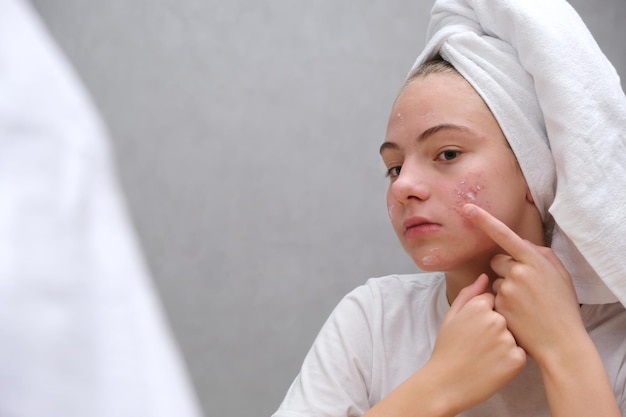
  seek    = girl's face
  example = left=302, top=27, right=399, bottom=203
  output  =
left=381, top=73, right=541, bottom=274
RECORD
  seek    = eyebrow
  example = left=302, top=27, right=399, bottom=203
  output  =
left=379, top=123, right=471, bottom=154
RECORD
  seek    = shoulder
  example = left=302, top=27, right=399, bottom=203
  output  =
left=583, top=301, right=626, bottom=337
left=583, top=301, right=626, bottom=351
left=332, top=272, right=448, bottom=331
left=346, top=272, right=446, bottom=306
left=275, top=273, right=448, bottom=415
left=583, top=302, right=626, bottom=410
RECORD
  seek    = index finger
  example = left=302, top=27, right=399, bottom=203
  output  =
left=462, top=203, right=536, bottom=262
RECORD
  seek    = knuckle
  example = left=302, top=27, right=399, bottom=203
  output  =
left=495, top=280, right=514, bottom=299
left=508, top=357, right=526, bottom=374
left=472, top=295, right=494, bottom=310
left=513, top=348, right=527, bottom=368
left=509, top=263, right=527, bottom=278
left=490, top=312, right=507, bottom=329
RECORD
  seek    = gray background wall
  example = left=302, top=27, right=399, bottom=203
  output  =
left=29, top=1, right=626, bottom=416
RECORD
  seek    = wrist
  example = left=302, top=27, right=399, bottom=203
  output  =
left=417, top=361, right=460, bottom=417
left=534, top=329, right=602, bottom=384
left=367, top=361, right=458, bottom=417
left=534, top=333, right=621, bottom=417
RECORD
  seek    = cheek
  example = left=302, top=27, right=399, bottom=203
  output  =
left=450, top=178, right=491, bottom=222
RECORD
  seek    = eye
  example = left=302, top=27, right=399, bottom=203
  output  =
left=436, top=149, right=461, bottom=161
left=385, top=165, right=402, bottom=179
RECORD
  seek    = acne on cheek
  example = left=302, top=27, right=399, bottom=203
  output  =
left=453, top=179, right=489, bottom=217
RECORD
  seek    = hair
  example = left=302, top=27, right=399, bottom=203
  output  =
left=404, top=54, right=461, bottom=88
left=395, top=54, right=464, bottom=105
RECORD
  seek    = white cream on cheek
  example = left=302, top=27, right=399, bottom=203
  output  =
left=387, top=199, right=405, bottom=239
left=387, top=199, right=397, bottom=220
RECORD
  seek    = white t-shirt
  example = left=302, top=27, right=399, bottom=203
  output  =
left=273, top=273, right=626, bottom=417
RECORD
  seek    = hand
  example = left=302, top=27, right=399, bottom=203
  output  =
left=462, top=203, right=585, bottom=365
left=428, top=273, right=526, bottom=414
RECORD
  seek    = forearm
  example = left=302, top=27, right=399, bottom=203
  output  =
left=363, top=363, right=455, bottom=417
left=538, top=332, right=620, bottom=417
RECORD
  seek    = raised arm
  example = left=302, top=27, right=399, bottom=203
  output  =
left=463, top=203, right=621, bottom=417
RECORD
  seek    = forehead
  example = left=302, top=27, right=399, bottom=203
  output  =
left=397, top=73, right=490, bottom=116
left=386, top=73, right=503, bottom=142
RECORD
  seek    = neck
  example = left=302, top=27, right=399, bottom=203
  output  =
left=444, top=258, right=497, bottom=305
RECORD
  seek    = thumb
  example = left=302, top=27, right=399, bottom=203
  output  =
left=449, top=273, right=489, bottom=314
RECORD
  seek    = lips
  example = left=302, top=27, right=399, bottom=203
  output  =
left=402, top=216, right=442, bottom=238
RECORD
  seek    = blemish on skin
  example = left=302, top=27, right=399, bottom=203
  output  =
left=464, top=184, right=483, bottom=203
left=454, top=180, right=486, bottom=213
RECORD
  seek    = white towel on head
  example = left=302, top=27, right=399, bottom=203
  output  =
left=409, top=0, right=626, bottom=306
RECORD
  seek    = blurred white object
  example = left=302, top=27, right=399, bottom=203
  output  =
left=0, top=0, right=203, bottom=415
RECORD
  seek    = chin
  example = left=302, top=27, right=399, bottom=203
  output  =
left=411, top=250, right=449, bottom=272
left=415, top=263, right=443, bottom=272
left=409, top=247, right=475, bottom=273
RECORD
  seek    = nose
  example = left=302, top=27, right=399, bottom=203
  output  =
left=389, top=163, right=431, bottom=204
